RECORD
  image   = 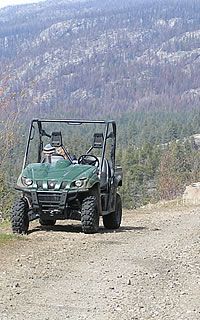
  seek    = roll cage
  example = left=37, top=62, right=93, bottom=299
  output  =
left=23, top=119, right=117, bottom=175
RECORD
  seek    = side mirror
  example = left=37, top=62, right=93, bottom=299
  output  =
left=51, top=131, right=63, bottom=147
left=93, top=133, right=104, bottom=148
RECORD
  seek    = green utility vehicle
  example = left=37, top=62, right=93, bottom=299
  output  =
left=11, top=119, right=123, bottom=234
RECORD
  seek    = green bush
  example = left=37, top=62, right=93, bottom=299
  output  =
left=0, top=172, right=15, bottom=219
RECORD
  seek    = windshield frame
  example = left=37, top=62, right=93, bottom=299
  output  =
left=22, top=119, right=116, bottom=174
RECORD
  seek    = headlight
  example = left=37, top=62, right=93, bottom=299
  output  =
left=75, top=180, right=84, bottom=187
left=21, top=177, right=33, bottom=186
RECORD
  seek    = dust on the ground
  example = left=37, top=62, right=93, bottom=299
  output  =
left=0, top=204, right=199, bottom=320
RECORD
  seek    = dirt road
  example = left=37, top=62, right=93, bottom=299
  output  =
left=0, top=204, right=199, bottom=320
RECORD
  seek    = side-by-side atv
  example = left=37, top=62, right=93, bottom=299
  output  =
left=11, top=119, right=123, bottom=234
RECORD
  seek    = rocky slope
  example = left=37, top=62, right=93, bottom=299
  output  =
left=0, top=0, right=199, bottom=119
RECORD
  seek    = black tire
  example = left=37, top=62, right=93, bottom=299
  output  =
left=39, top=219, right=56, bottom=226
left=103, top=193, right=122, bottom=229
left=81, top=195, right=99, bottom=234
left=11, top=198, right=29, bottom=234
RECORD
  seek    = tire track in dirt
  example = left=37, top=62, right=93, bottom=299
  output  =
left=0, top=206, right=199, bottom=320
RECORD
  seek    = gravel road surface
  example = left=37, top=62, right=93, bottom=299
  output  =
left=0, top=204, right=199, bottom=320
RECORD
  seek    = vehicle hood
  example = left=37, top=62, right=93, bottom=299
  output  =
left=19, top=160, right=98, bottom=190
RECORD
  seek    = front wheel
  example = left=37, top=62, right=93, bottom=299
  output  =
left=11, top=198, right=29, bottom=234
left=103, top=193, right=122, bottom=229
left=81, top=196, right=99, bottom=234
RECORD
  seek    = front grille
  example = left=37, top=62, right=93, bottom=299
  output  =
left=37, top=192, right=62, bottom=210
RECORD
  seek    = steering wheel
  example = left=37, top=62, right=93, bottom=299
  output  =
left=78, top=155, right=100, bottom=167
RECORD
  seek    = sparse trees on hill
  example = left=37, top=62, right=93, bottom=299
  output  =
left=0, top=0, right=200, bottom=215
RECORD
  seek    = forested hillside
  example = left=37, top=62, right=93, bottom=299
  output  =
left=0, top=0, right=199, bottom=216
left=0, top=0, right=199, bottom=118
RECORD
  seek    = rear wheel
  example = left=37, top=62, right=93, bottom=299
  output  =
left=81, top=195, right=99, bottom=234
left=39, top=219, right=56, bottom=226
left=11, top=198, right=29, bottom=234
left=103, top=193, right=122, bottom=229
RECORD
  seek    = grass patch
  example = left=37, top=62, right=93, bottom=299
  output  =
left=0, top=233, right=18, bottom=245
left=0, top=224, right=26, bottom=246
left=0, top=219, right=10, bottom=228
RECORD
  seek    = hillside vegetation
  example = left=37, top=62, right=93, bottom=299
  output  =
left=0, top=0, right=199, bottom=216
left=0, top=0, right=199, bottom=117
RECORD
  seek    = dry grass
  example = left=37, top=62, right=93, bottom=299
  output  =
left=0, top=233, right=17, bottom=245
left=0, top=220, right=25, bottom=246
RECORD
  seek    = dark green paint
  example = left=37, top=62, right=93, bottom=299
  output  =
left=18, top=159, right=99, bottom=191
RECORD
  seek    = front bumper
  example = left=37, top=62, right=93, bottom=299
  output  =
left=29, top=190, right=79, bottom=211
left=21, top=188, right=90, bottom=212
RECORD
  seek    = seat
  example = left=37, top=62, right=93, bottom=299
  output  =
left=51, top=154, right=65, bottom=164
left=42, top=154, right=64, bottom=164
left=99, top=158, right=111, bottom=190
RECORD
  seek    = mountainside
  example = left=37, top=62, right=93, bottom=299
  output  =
left=0, top=0, right=199, bottom=119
